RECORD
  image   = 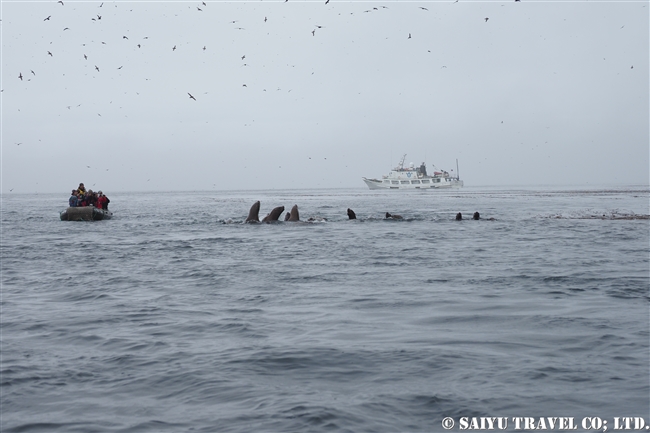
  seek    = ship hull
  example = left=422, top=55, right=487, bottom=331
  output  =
left=363, top=177, right=464, bottom=190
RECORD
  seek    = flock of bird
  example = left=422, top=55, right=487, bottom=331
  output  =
left=15, top=0, right=517, bottom=100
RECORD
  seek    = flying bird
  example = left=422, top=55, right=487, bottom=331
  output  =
left=484, top=17, right=489, bottom=21
left=117, top=66, right=123, bottom=69
left=312, top=29, right=315, bottom=36
left=188, top=93, right=196, bottom=100
left=137, top=44, right=141, bottom=48
left=242, top=84, right=247, bottom=87
left=18, top=72, right=23, bottom=80
left=44, top=16, right=51, bottom=21
left=47, top=51, right=53, bottom=56
left=408, top=33, right=412, bottom=39
left=97, top=14, right=102, bottom=20
left=325, top=0, right=330, bottom=3
left=84, top=54, right=87, bottom=59
left=31, top=70, right=35, bottom=75
left=241, top=55, right=245, bottom=59
left=95, top=65, right=100, bottom=71
left=172, top=45, right=176, bottom=51
left=197, top=7, right=202, bottom=11
left=202, top=1, right=206, bottom=5
left=63, top=27, right=69, bottom=30
left=419, top=6, right=428, bottom=10
left=123, top=35, right=128, bottom=39
left=203, top=45, right=206, bottom=50
left=264, top=16, right=267, bottom=22
left=58, top=0, right=64, bottom=4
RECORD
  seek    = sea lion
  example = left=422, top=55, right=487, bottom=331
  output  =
left=262, top=206, right=285, bottom=223
left=284, top=212, right=291, bottom=221
left=473, top=212, right=480, bottom=220
left=456, top=212, right=462, bottom=220
left=347, top=208, right=357, bottom=220
left=287, top=205, right=300, bottom=221
left=385, top=212, right=403, bottom=220
left=245, top=201, right=261, bottom=223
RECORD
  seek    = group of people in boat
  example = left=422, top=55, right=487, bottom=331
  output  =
left=68, top=183, right=110, bottom=210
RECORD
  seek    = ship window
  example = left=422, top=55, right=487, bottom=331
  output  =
left=400, top=180, right=409, bottom=184
left=421, top=179, right=430, bottom=184
left=383, top=179, right=390, bottom=183
left=435, top=178, right=441, bottom=183
left=391, top=181, right=399, bottom=184
left=411, top=180, right=421, bottom=184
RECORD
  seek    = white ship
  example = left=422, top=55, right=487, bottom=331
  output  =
left=363, top=154, right=464, bottom=190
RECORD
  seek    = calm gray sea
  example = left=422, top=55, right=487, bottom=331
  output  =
left=2, top=186, right=649, bottom=433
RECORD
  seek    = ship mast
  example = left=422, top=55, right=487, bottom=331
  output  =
left=456, top=159, right=460, bottom=180
left=398, top=154, right=407, bottom=170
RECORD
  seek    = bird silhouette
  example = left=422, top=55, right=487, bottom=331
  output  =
left=172, top=45, right=176, bottom=51
left=97, top=14, right=102, bottom=20
left=95, top=65, right=100, bottom=71
left=312, top=29, right=315, bottom=36
left=47, top=51, right=53, bottom=56
left=197, top=7, right=202, bottom=11
left=188, top=93, right=196, bottom=100
left=484, top=17, right=489, bottom=22
left=408, top=33, right=412, bottom=39
left=84, top=54, right=87, bottom=59
left=63, top=27, right=69, bottom=30
left=264, top=16, right=267, bottom=22
left=44, top=16, right=51, bottom=21
left=117, top=66, right=123, bottom=69
left=241, top=55, right=245, bottom=60
left=18, top=72, right=23, bottom=80
left=123, top=35, right=128, bottom=39
left=202, top=45, right=206, bottom=50
left=31, top=70, right=35, bottom=75
left=419, top=6, right=428, bottom=10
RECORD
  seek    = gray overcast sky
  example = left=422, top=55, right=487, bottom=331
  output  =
left=1, top=0, right=648, bottom=193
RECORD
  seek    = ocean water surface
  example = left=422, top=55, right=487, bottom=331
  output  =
left=2, top=186, right=649, bottom=432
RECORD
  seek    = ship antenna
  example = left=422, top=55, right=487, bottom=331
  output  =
left=399, top=154, right=406, bottom=170
left=456, top=159, right=460, bottom=180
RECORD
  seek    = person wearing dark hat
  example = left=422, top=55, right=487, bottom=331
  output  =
left=69, top=190, right=78, bottom=207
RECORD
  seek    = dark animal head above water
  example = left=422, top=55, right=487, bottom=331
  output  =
left=473, top=212, right=480, bottom=220
left=456, top=212, right=462, bottom=220
left=262, top=206, right=285, bottom=223
left=245, top=201, right=261, bottom=223
left=347, top=208, right=356, bottom=220
left=287, top=205, right=300, bottom=221
left=386, top=212, right=403, bottom=220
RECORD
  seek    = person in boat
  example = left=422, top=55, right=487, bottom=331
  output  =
left=77, top=183, right=86, bottom=195
left=85, top=190, right=97, bottom=208
left=96, top=191, right=110, bottom=210
left=69, top=190, right=79, bottom=207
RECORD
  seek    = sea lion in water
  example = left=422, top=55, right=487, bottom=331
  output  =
left=385, top=212, right=403, bottom=220
left=456, top=212, right=462, bottom=220
left=284, top=212, right=291, bottom=221
left=262, top=206, right=285, bottom=223
left=473, top=212, right=480, bottom=220
left=245, top=201, right=261, bottom=223
left=347, top=208, right=357, bottom=220
left=287, top=205, right=300, bottom=221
